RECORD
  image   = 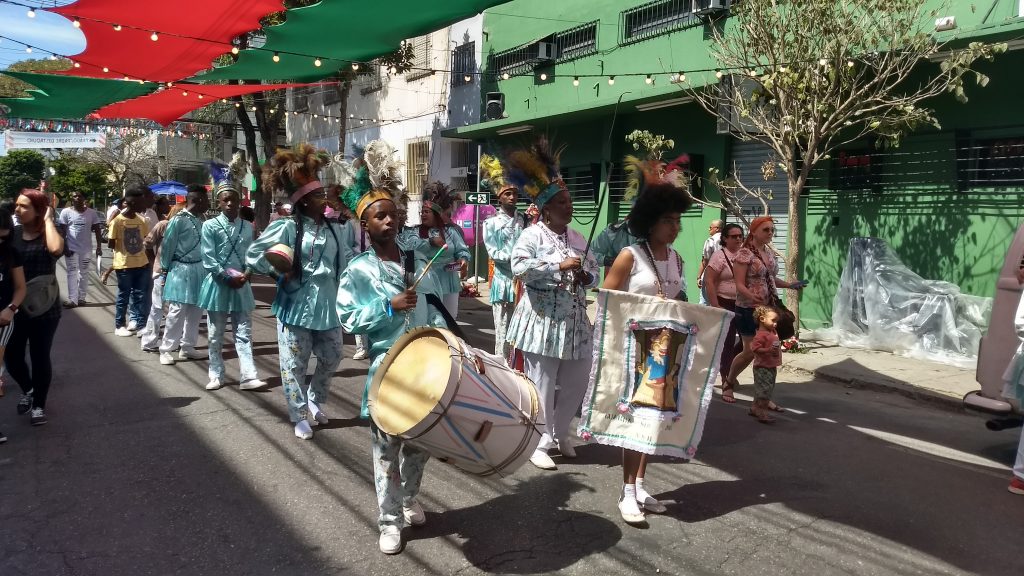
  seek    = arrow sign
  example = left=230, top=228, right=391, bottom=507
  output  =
left=465, top=192, right=490, bottom=205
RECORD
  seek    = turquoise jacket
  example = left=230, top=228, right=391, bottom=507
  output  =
left=482, top=209, right=523, bottom=304
left=336, top=251, right=445, bottom=418
left=160, top=211, right=205, bottom=306
left=198, top=213, right=255, bottom=313
left=591, top=219, right=637, bottom=268
left=246, top=216, right=350, bottom=330
left=398, top=225, right=471, bottom=296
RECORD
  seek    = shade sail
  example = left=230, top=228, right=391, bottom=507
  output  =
left=92, top=82, right=330, bottom=125
left=49, top=0, right=284, bottom=82
left=194, top=0, right=510, bottom=81
left=0, top=71, right=157, bottom=120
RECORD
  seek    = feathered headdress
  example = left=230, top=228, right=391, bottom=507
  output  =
left=262, top=143, right=331, bottom=203
left=339, top=139, right=404, bottom=220
left=624, top=153, right=693, bottom=207
left=210, top=150, right=248, bottom=197
left=422, top=181, right=460, bottom=215
left=503, top=136, right=566, bottom=209
left=479, top=154, right=513, bottom=194
left=331, top=152, right=357, bottom=189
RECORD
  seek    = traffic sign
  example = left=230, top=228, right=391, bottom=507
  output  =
left=465, top=192, right=490, bottom=205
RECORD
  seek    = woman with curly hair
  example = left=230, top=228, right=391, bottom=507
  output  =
left=599, top=157, right=691, bottom=525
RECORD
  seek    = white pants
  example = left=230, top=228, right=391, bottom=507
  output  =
left=159, top=302, right=202, bottom=354
left=354, top=333, right=368, bottom=354
left=1015, top=425, right=1024, bottom=481
left=139, top=274, right=165, bottom=350
left=523, top=352, right=591, bottom=448
left=65, top=250, right=93, bottom=303
left=441, top=292, right=459, bottom=319
left=492, top=302, right=515, bottom=359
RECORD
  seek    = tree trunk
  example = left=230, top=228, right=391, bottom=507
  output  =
left=336, top=81, right=353, bottom=154
left=234, top=100, right=267, bottom=230
left=785, top=175, right=803, bottom=335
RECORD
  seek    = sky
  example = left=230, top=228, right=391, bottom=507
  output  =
left=0, top=2, right=86, bottom=69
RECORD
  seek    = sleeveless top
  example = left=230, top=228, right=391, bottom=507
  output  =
left=625, top=244, right=683, bottom=298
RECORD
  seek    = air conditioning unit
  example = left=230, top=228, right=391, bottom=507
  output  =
left=451, top=167, right=469, bottom=177
left=694, top=0, right=728, bottom=16
left=535, top=42, right=556, bottom=62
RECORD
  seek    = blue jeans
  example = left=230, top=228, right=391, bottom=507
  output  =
left=115, top=266, right=149, bottom=328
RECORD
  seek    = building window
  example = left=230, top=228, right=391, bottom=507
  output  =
left=322, top=84, right=342, bottom=106
left=359, top=64, right=383, bottom=95
left=957, top=134, right=1024, bottom=189
left=292, top=87, right=309, bottom=112
left=406, top=139, right=430, bottom=196
left=830, top=149, right=882, bottom=192
left=406, top=35, right=433, bottom=81
left=620, top=0, right=703, bottom=45
left=451, top=42, right=476, bottom=87
left=555, top=22, right=598, bottom=61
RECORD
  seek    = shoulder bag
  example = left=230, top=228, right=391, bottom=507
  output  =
left=759, top=251, right=796, bottom=341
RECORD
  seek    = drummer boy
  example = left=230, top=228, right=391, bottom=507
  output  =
left=335, top=149, right=445, bottom=555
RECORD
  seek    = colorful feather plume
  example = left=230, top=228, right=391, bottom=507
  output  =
left=331, top=152, right=357, bottom=189
left=363, top=139, right=403, bottom=191
left=423, top=181, right=459, bottom=212
left=503, top=136, right=566, bottom=207
left=624, top=152, right=693, bottom=206
left=479, top=154, right=507, bottom=192
left=228, top=151, right=247, bottom=186
left=339, top=165, right=374, bottom=215
left=262, top=143, right=331, bottom=195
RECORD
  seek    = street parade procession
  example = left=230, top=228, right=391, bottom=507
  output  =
left=2, top=1, right=1024, bottom=574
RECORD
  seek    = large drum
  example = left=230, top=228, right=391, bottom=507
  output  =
left=369, top=327, right=543, bottom=477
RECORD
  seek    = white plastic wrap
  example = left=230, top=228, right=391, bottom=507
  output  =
left=821, top=237, right=992, bottom=368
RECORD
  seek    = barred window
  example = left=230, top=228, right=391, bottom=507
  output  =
left=406, top=35, right=433, bottom=81
left=292, top=87, right=309, bottom=112
left=620, top=0, right=702, bottom=45
left=451, top=42, right=476, bottom=87
left=406, top=139, right=430, bottom=196
left=555, top=22, right=598, bottom=61
left=957, top=135, right=1024, bottom=189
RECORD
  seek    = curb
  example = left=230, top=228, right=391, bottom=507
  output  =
left=781, top=362, right=968, bottom=412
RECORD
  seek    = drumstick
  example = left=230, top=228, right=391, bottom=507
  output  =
left=410, top=243, right=448, bottom=291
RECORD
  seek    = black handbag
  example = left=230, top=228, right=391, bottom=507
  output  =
left=759, top=252, right=795, bottom=340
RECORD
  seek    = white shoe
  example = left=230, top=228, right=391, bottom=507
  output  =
left=178, top=348, right=206, bottom=361
left=239, top=378, right=268, bottom=391
left=637, top=494, right=667, bottom=514
left=114, top=327, right=134, bottom=337
left=352, top=349, right=368, bottom=360
left=294, top=420, right=313, bottom=440
left=378, top=526, right=402, bottom=555
left=403, top=501, right=426, bottom=526
left=529, top=449, right=557, bottom=470
left=205, top=377, right=223, bottom=391
left=618, top=494, right=646, bottom=525
left=127, top=320, right=139, bottom=332
left=308, top=400, right=329, bottom=426
left=556, top=437, right=577, bottom=458
left=159, top=352, right=176, bottom=365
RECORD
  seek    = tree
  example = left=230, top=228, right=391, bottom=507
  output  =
left=47, top=153, right=112, bottom=206
left=0, top=149, right=46, bottom=197
left=83, top=132, right=161, bottom=196
left=0, top=58, right=75, bottom=97
left=688, top=0, right=1005, bottom=328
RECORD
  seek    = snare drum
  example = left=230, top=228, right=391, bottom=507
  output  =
left=369, top=327, right=543, bottom=477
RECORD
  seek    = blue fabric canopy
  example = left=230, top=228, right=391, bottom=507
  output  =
left=149, top=181, right=187, bottom=195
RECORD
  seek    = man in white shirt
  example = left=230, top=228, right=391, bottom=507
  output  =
left=59, top=191, right=104, bottom=307
left=697, top=219, right=723, bottom=305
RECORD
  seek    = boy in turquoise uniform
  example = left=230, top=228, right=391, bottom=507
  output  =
left=199, top=181, right=267, bottom=392
left=480, top=154, right=523, bottom=359
left=158, top=185, right=209, bottom=365
left=246, top=144, right=348, bottom=440
left=336, top=143, right=444, bottom=556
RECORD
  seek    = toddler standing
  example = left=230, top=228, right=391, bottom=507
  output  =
left=749, top=305, right=783, bottom=424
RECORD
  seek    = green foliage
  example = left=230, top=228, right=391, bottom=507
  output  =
left=0, top=149, right=46, bottom=198
left=625, top=130, right=675, bottom=160
left=47, top=153, right=112, bottom=203
left=0, top=58, right=75, bottom=97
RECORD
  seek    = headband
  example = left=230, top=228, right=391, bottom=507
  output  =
left=290, top=180, right=323, bottom=204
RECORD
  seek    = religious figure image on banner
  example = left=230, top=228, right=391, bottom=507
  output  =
left=578, top=289, right=734, bottom=459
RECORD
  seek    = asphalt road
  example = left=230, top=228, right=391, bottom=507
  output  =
left=1, top=273, right=1023, bottom=575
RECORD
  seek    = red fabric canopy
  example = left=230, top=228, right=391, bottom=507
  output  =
left=92, top=82, right=328, bottom=125
left=49, top=0, right=283, bottom=82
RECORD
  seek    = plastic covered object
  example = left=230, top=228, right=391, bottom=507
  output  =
left=822, top=237, right=992, bottom=368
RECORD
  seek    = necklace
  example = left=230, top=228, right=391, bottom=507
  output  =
left=641, top=242, right=668, bottom=298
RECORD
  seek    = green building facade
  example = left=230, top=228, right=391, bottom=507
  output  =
left=447, top=0, right=1024, bottom=329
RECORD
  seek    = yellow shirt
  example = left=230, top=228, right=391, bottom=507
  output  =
left=110, top=213, right=150, bottom=269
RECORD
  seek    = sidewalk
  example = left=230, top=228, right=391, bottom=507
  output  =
left=463, top=284, right=977, bottom=410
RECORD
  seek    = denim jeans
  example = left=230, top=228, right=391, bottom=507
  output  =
left=115, top=266, right=149, bottom=329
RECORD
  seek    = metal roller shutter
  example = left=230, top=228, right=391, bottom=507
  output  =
left=730, top=140, right=789, bottom=257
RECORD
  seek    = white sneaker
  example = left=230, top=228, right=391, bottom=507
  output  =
left=556, top=437, right=577, bottom=458
left=239, top=378, right=268, bottom=391
left=637, top=494, right=667, bottom=514
left=178, top=348, right=206, bottom=361
left=529, top=449, right=557, bottom=470
left=294, top=420, right=313, bottom=440
left=378, top=525, right=402, bottom=555
left=205, top=377, right=223, bottom=391
left=114, top=327, right=134, bottom=337
left=127, top=320, right=139, bottom=332
left=159, top=352, right=176, bottom=365
left=308, top=400, right=329, bottom=426
left=618, top=494, right=646, bottom=524
left=352, top=349, right=368, bottom=360
left=403, top=501, right=426, bottom=526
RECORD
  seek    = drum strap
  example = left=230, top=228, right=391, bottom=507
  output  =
left=404, top=249, right=468, bottom=340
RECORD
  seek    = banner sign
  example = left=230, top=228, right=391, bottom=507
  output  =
left=4, top=130, right=107, bottom=150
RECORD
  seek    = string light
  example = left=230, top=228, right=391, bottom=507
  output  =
left=502, top=72, right=510, bottom=80
left=197, top=94, right=203, bottom=99
left=182, top=91, right=189, bottom=96
left=102, top=66, right=109, bottom=72
left=251, top=105, right=257, bottom=112
left=678, top=72, right=686, bottom=82
left=26, top=8, right=34, bottom=18
left=113, top=24, right=121, bottom=31
left=847, top=60, right=855, bottom=67
left=645, top=74, right=653, bottom=85
left=231, top=46, right=239, bottom=55
left=608, top=76, right=615, bottom=85
left=166, top=82, right=174, bottom=88
left=73, top=61, right=80, bottom=67
left=573, top=76, right=579, bottom=86
left=464, top=74, right=472, bottom=82
left=389, top=65, right=398, bottom=75
left=819, top=58, right=828, bottom=66
left=273, top=52, right=280, bottom=63
left=24, top=46, right=31, bottom=53
left=150, top=31, right=159, bottom=41
left=234, top=102, right=240, bottom=108
left=221, top=98, right=227, bottom=103
left=352, top=62, right=360, bottom=71
left=314, top=57, right=322, bottom=67
left=715, top=69, right=723, bottom=79
left=539, top=72, right=547, bottom=81
left=73, top=18, right=81, bottom=29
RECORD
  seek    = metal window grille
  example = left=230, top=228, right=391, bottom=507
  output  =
left=451, top=42, right=476, bottom=87
left=407, top=35, right=433, bottom=81
left=359, top=64, right=383, bottom=95
left=292, top=87, right=309, bottom=112
left=620, top=0, right=706, bottom=45
left=956, top=135, right=1024, bottom=190
left=555, top=22, right=598, bottom=62
left=489, top=40, right=536, bottom=79
left=406, top=139, right=430, bottom=196
left=322, top=84, right=342, bottom=106
left=560, top=166, right=599, bottom=223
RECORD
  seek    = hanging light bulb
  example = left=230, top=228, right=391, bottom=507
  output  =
left=25, top=46, right=32, bottom=54
left=150, top=31, right=159, bottom=42
left=73, top=18, right=81, bottom=28
left=197, top=94, right=203, bottom=99
left=313, top=113, right=318, bottom=118
left=113, top=24, right=122, bottom=31
left=102, top=66, right=109, bottom=73
left=608, top=76, right=615, bottom=85
left=48, top=54, right=57, bottom=61
left=464, top=74, right=472, bottom=83
left=234, top=102, right=240, bottom=108
left=360, top=119, right=364, bottom=125
left=573, top=76, right=580, bottom=87
left=352, top=62, right=360, bottom=71
left=349, top=113, right=354, bottom=118
left=231, top=46, right=239, bottom=55
left=715, top=69, right=724, bottom=79
left=273, top=52, right=280, bottom=63
left=389, top=65, right=398, bottom=75
left=182, top=91, right=189, bottom=96
left=539, top=72, right=547, bottom=81
left=314, top=57, right=322, bottom=67
left=73, top=61, right=81, bottom=68
left=269, top=109, right=275, bottom=114
left=502, top=72, right=510, bottom=81
left=251, top=106, right=257, bottom=112
left=27, top=8, right=35, bottom=18
left=645, top=74, right=653, bottom=85
left=678, top=72, right=686, bottom=82
left=221, top=98, right=227, bottom=103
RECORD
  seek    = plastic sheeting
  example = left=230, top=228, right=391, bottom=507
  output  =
left=822, top=237, right=992, bottom=368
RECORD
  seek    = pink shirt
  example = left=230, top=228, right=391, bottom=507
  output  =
left=751, top=329, right=782, bottom=368
left=706, top=247, right=740, bottom=301
left=734, top=245, right=778, bottom=309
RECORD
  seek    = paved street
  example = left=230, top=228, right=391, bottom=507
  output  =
left=1, top=275, right=1023, bottom=576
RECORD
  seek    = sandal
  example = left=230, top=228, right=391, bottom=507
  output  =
left=748, top=409, right=776, bottom=424
left=767, top=402, right=785, bottom=413
left=721, top=386, right=736, bottom=404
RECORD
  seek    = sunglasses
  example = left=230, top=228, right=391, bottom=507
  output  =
left=761, top=227, right=775, bottom=233
left=726, top=234, right=743, bottom=239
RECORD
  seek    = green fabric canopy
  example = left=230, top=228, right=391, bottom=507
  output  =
left=193, top=0, right=509, bottom=81
left=0, top=71, right=158, bottom=120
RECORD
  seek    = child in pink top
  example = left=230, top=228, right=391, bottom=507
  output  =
left=749, top=305, right=782, bottom=424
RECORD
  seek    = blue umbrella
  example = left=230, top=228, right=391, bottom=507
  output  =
left=148, top=181, right=188, bottom=196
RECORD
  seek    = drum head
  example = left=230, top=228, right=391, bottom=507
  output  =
left=372, top=331, right=454, bottom=436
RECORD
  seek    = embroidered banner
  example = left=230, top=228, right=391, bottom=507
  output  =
left=578, top=288, right=734, bottom=458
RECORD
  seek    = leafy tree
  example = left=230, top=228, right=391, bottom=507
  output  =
left=0, top=58, right=75, bottom=97
left=0, top=149, right=46, bottom=198
left=688, top=0, right=1005, bottom=328
left=82, top=132, right=161, bottom=196
left=47, top=153, right=112, bottom=205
